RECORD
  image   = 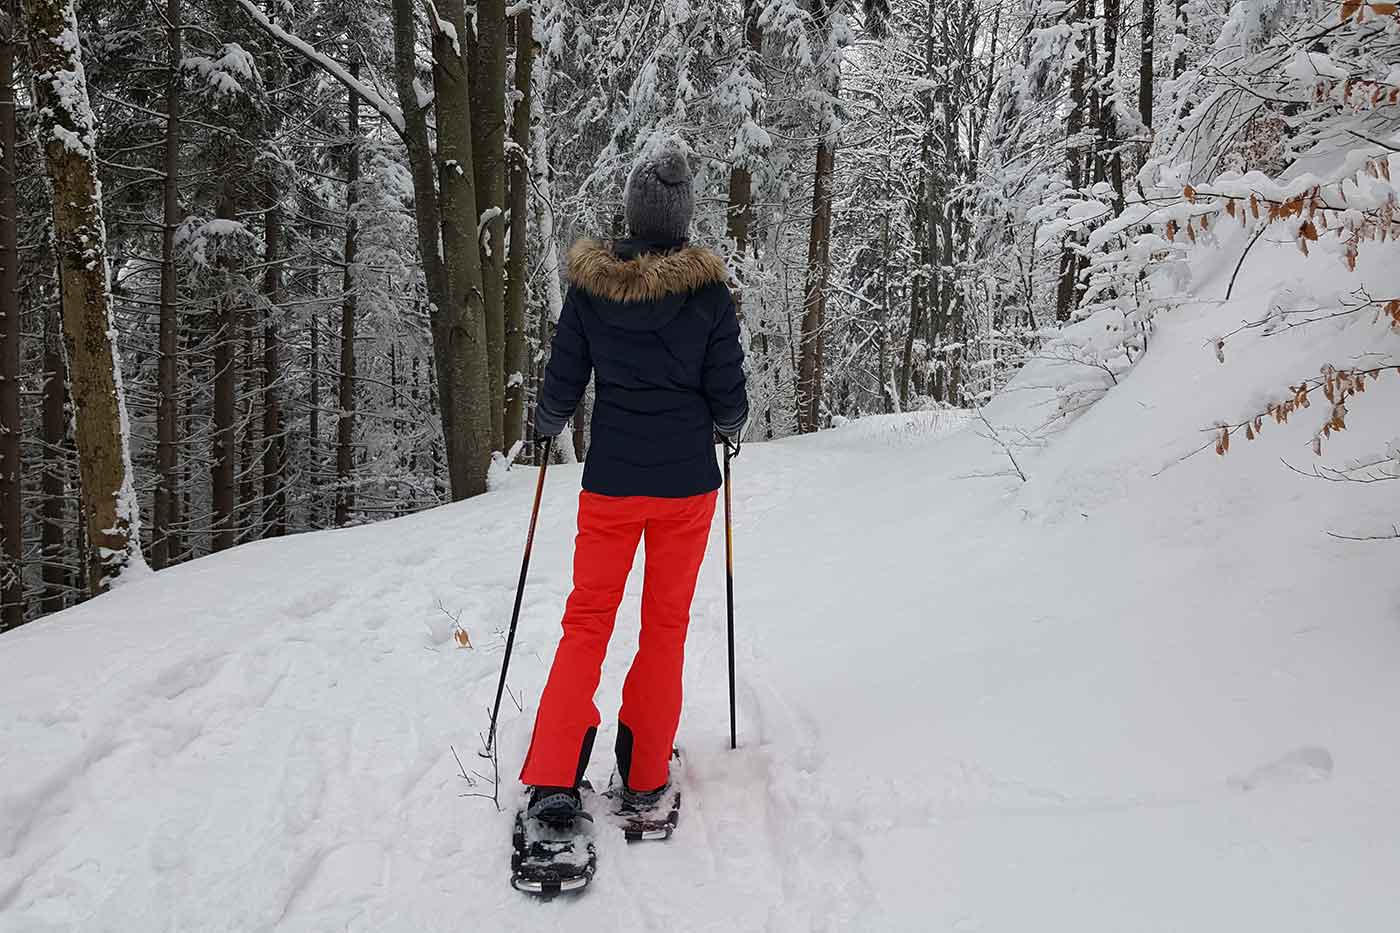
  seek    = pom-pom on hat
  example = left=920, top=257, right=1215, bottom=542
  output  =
left=624, top=135, right=695, bottom=244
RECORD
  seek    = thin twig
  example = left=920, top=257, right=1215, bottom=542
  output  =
left=972, top=406, right=1028, bottom=483
left=1224, top=225, right=1269, bottom=301
left=1327, top=526, right=1400, bottom=542
left=450, top=744, right=473, bottom=783
left=1281, top=457, right=1398, bottom=484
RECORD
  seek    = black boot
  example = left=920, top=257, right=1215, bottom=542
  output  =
left=618, top=781, right=669, bottom=815
left=613, top=724, right=673, bottom=813
left=527, top=785, right=589, bottom=828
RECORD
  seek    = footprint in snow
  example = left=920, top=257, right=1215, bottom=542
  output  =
left=1228, top=746, right=1333, bottom=792
left=283, top=586, right=346, bottom=621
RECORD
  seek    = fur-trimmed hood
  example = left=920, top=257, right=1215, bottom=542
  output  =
left=566, top=238, right=728, bottom=304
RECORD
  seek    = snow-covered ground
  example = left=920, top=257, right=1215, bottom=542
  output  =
left=3, top=227, right=1399, bottom=931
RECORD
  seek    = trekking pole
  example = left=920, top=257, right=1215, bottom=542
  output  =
left=484, top=437, right=553, bottom=757
left=723, top=439, right=737, bottom=750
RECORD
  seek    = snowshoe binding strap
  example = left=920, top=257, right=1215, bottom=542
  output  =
left=527, top=790, right=593, bottom=828
left=619, top=783, right=669, bottom=813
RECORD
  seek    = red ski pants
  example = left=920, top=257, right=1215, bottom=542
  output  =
left=520, top=489, right=717, bottom=793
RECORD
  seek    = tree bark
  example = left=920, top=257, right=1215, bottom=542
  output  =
left=1173, top=0, right=1186, bottom=79
left=725, top=4, right=766, bottom=425
left=1139, top=0, right=1155, bottom=128
left=502, top=8, right=534, bottom=453
left=469, top=0, right=509, bottom=453
left=28, top=0, right=144, bottom=590
left=211, top=188, right=237, bottom=552
left=1056, top=0, right=1091, bottom=322
left=934, top=3, right=968, bottom=404
left=796, top=136, right=834, bottom=433
left=530, top=67, right=571, bottom=464
left=307, top=270, right=320, bottom=526
left=899, top=122, right=931, bottom=408
left=238, top=317, right=257, bottom=542
left=432, top=0, right=493, bottom=499
left=152, top=0, right=181, bottom=569
left=1098, top=0, right=1126, bottom=212
left=389, top=0, right=451, bottom=452
left=795, top=0, right=840, bottom=433
left=40, top=302, right=67, bottom=614
left=335, top=70, right=359, bottom=528
left=262, top=204, right=286, bottom=537
left=258, top=0, right=286, bottom=539
left=384, top=0, right=492, bottom=499
left=724, top=0, right=763, bottom=283
left=1, top=3, right=22, bottom=628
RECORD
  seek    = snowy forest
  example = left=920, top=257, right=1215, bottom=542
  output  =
left=1, top=0, right=1398, bottom=630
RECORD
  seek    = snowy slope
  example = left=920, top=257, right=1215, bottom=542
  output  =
left=3, top=227, right=1399, bottom=931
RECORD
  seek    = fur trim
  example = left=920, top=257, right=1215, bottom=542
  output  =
left=567, top=239, right=728, bottom=303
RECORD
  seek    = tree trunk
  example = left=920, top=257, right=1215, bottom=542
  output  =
left=385, top=0, right=492, bottom=499
left=433, top=0, right=493, bottom=499
left=899, top=129, right=930, bottom=408
left=307, top=270, right=320, bottom=527
left=0, top=4, right=22, bottom=628
left=502, top=7, right=534, bottom=453
left=238, top=323, right=257, bottom=542
left=879, top=207, right=893, bottom=414
left=262, top=204, right=286, bottom=537
left=725, top=0, right=763, bottom=290
left=1173, top=0, right=1186, bottom=78
left=796, top=0, right=841, bottom=434
left=1056, top=0, right=1091, bottom=322
left=258, top=0, right=286, bottom=539
left=935, top=3, right=966, bottom=404
left=796, top=136, right=834, bottom=433
left=389, top=0, right=453, bottom=476
left=211, top=189, right=237, bottom=552
left=530, top=68, right=571, bottom=465
left=532, top=73, right=564, bottom=330
left=470, top=0, right=509, bottom=453
left=335, top=71, right=360, bottom=528
left=152, top=0, right=181, bottom=569
left=28, top=0, right=144, bottom=590
left=1139, top=0, right=1155, bottom=129
left=724, top=2, right=767, bottom=424
left=1099, top=0, right=1125, bottom=212
left=178, top=352, right=191, bottom=559
left=410, top=353, right=422, bottom=507
left=41, top=299, right=67, bottom=614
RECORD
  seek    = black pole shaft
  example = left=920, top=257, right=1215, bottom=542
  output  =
left=724, top=441, right=736, bottom=750
left=485, top=438, right=552, bottom=755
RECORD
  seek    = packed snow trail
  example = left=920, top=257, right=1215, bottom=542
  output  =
left=3, top=230, right=1400, bottom=931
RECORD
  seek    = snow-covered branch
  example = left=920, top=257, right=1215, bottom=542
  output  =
left=231, top=0, right=406, bottom=136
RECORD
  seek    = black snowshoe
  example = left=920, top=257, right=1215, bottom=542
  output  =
left=511, top=784, right=597, bottom=897
left=603, top=747, right=684, bottom=842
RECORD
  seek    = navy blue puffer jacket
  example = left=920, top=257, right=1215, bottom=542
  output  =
left=535, top=238, right=749, bottom=498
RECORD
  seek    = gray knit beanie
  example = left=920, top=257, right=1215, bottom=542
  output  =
left=624, top=136, right=694, bottom=243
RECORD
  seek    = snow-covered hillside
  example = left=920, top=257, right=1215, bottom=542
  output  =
left=3, top=226, right=1399, bottom=932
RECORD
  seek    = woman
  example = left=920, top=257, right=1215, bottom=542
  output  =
left=521, top=136, right=748, bottom=826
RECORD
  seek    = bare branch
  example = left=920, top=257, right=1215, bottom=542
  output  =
left=231, top=0, right=407, bottom=136
left=1327, top=526, right=1400, bottom=542
left=972, top=406, right=1028, bottom=483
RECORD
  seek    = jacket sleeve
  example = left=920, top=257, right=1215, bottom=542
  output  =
left=701, top=285, right=749, bottom=437
left=534, top=287, right=592, bottom=438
